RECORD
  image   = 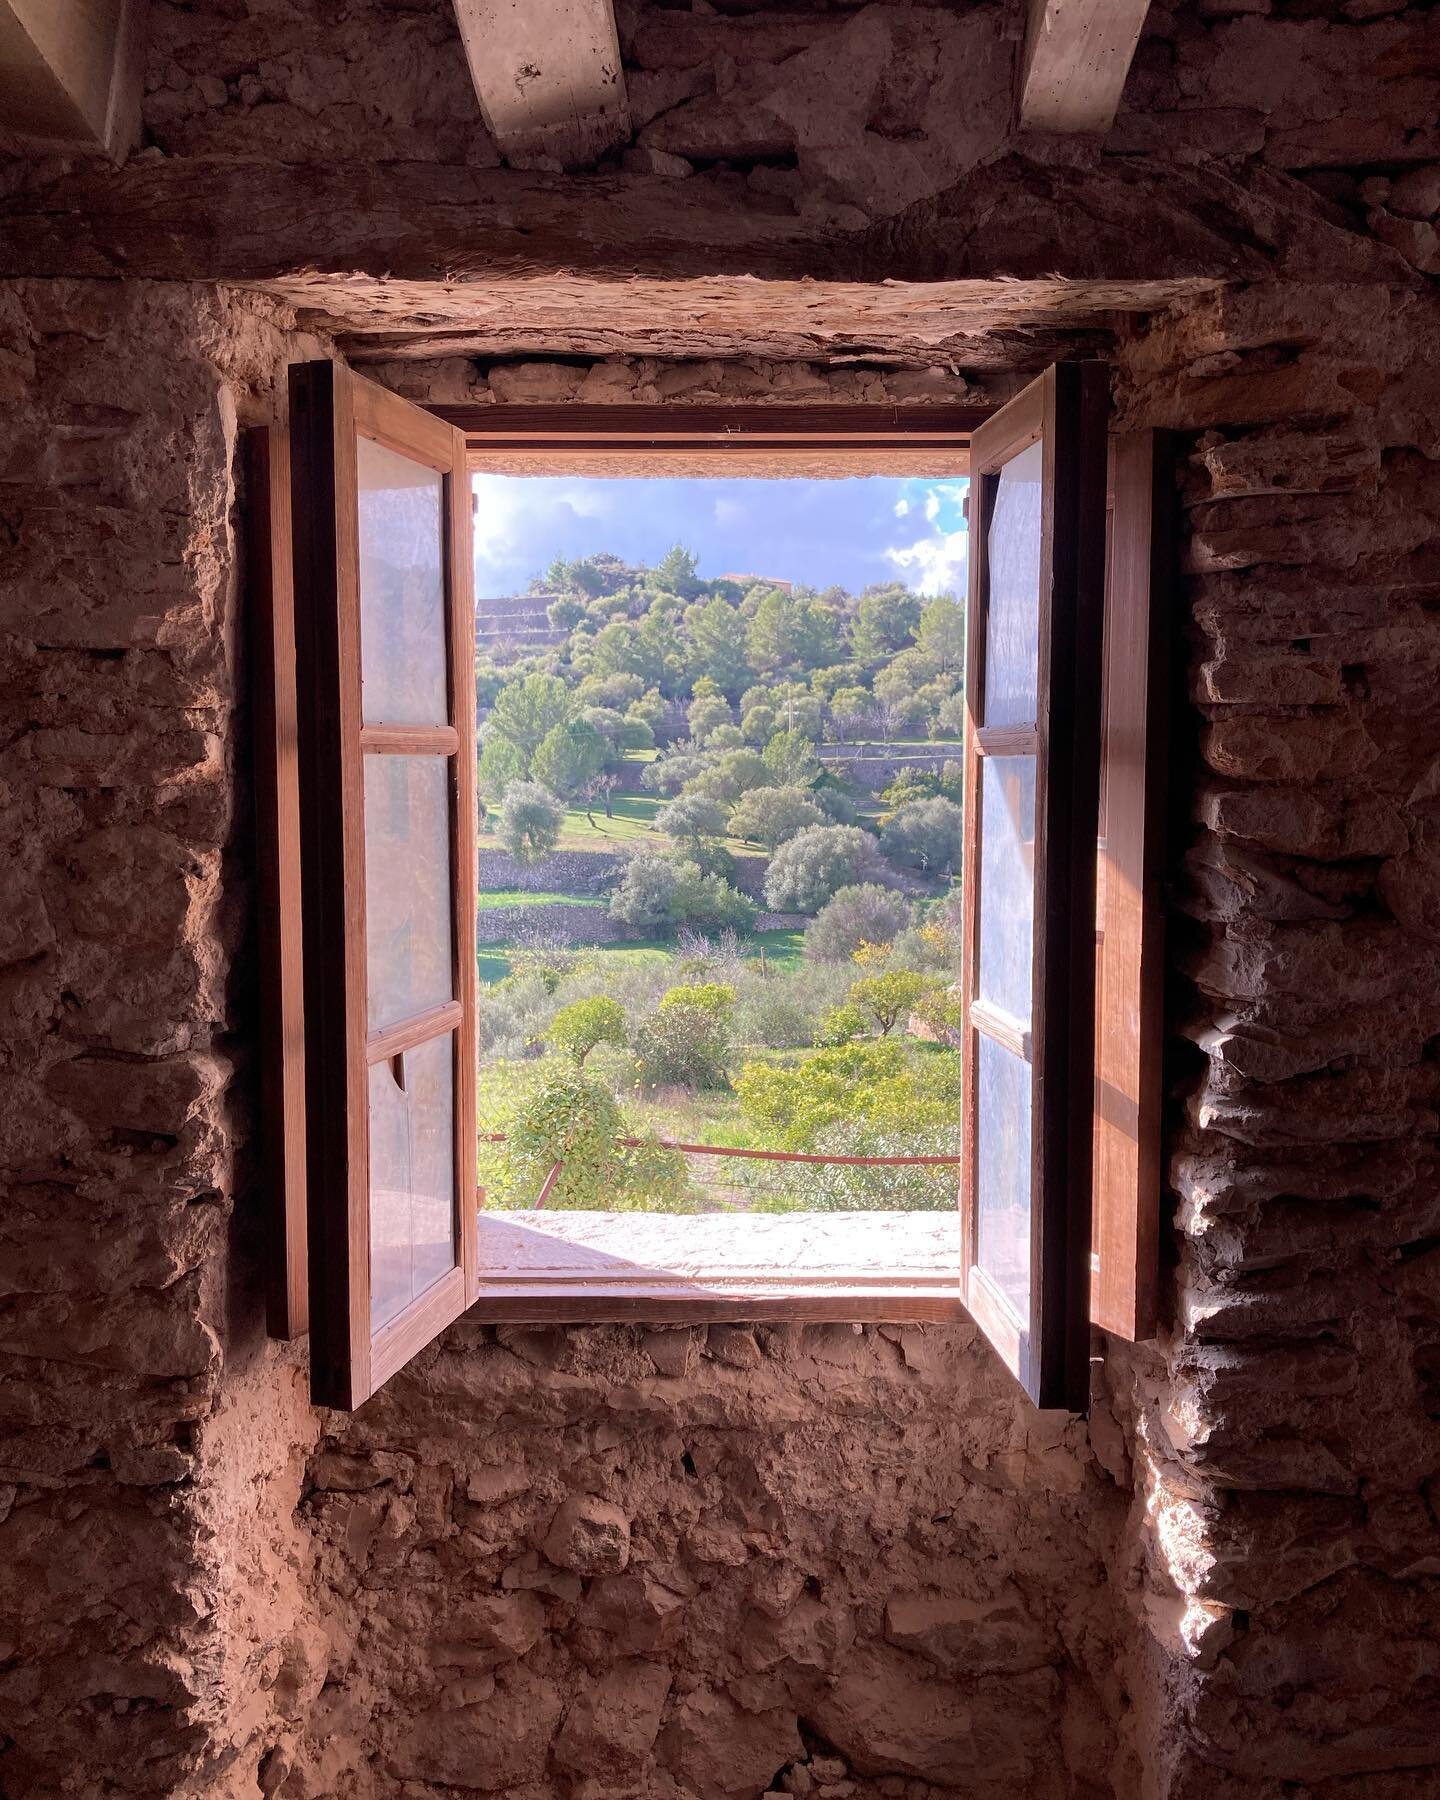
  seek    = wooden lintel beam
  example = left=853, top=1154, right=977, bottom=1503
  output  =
left=1018, top=0, right=1151, bottom=135
left=0, top=0, right=145, bottom=161
left=451, top=0, right=629, bottom=170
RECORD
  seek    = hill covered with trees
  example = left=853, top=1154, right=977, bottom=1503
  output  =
left=472, top=545, right=971, bottom=1214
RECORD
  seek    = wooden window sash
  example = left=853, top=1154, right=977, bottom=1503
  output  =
left=960, top=363, right=1109, bottom=1410
left=289, top=359, right=478, bottom=1410
left=1090, top=432, right=1171, bottom=1342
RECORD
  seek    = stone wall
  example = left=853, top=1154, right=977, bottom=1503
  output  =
left=296, top=1320, right=1133, bottom=1800
left=0, top=280, right=330, bottom=1797
left=1106, top=280, right=1440, bottom=1795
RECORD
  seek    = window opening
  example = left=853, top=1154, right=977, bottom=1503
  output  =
left=467, top=465, right=973, bottom=1257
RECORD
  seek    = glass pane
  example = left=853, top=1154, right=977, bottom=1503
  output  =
left=369, top=1032, right=456, bottom=1331
left=983, top=436, right=1044, bottom=728
left=978, top=755, right=1036, bottom=1023
left=364, top=755, right=453, bottom=1032
left=975, top=1034, right=1032, bottom=1321
left=357, top=435, right=448, bottom=726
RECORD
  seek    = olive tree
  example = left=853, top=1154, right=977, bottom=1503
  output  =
left=763, top=825, right=887, bottom=914
left=728, top=784, right=825, bottom=850
left=879, top=796, right=965, bottom=875
left=496, top=780, right=565, bottom=863
left=803, top=884, right=914, bottom=962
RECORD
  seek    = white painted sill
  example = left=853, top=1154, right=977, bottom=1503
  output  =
left=472, top=1210, right=967, bottom=1323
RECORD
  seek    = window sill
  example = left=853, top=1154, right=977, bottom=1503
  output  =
left=471, top=1210, right=967, bottom=1323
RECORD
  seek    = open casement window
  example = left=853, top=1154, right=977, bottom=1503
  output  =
left=289, top=361, right=478, bottom=1411
left=960, top=364, right=1109, bottom=1409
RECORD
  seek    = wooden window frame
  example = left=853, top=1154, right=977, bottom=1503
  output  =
left=289, top=361, right=479, bottom=1410
left=245, top=422, right=308, bottom=1340
left=959, top=365, right=1110, bottom=1409
left=263, top=380, right=1163, bottom=1407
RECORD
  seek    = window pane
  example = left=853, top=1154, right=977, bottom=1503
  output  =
left=975, top=1033, right=1031, bottom=1321
left=364, top=754, right=453, bottom=1032
left=369, top=1031, right=456, bottom=1330
left=983, top=437, right=1044, bottom=728
left=357, top=435, right=448, bottom=726
left=978, top=755, right=1036, bottom=1023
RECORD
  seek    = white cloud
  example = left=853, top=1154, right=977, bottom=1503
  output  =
left=924, top=490, right=941, bottom=523
left=884, top=527, right=968, bottom=596
left=893, top=496, right=911, bottom=518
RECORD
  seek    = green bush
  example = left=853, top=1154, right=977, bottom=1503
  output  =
left=496, top=780, right=565, bottom=862
left=631, top=1000, right=731, bottom=1089
left=546, top=996, right=627, bottom=1066
left=659, top=982, right=736, bottom=1017
left=804, top=884, right=913, bottom=963
left=763, top=825, right=887, bottom=913
left=734, top=1040, right=961, bottom=1149
left=879, top=796, right=964, bottom=875
left=848, top=969, right=936, bottom=1036
left=814, top=1002, right=868, bottom=1047
left=485, top=1066, right=688, bottom=1211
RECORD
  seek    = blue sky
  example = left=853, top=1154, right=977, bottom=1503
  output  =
left=470, top=474, right=969, bottom=598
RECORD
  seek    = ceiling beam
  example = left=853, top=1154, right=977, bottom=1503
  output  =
left=451, top=0, right=628, bottom=170
left=1017, top=0, right=1151, bottom=134
left=0, top=0, right=145, bottom=161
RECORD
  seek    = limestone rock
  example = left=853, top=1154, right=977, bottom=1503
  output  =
left=542, top=1494, right=632, bottom=1575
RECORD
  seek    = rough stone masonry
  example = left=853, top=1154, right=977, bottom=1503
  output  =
left=1, top=0, right=1439, bottom=1795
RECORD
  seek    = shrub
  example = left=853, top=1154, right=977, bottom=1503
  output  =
left=608, top=853, right=756, bottom=936
left=814, top=1002, right=868, bottom=1047
left=546, top=996, right=627, bottom=1066
left=631, top=1001, right=731, bottom=1089
left=734, top=1040, right=962, bottom=1152
left=728, top=784, right=825, bottom=850
left=488, top=1067, right=689, bottom=1210
left=763, top=825, right=887, bottom=914
left=879, top=796, right=965, bottom=874
left=659, top=981, right=736, bottom=1017
left=607, top=852, right=682, bottom=932
left=477, top=973, right=553, bottom=1061
left=804, top=884, right=913, bottom=963
left=496, top=780, right=565, bottom=862
left=848, top=969, right=936, bottom=1036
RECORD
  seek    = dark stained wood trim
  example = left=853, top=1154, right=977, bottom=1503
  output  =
left=1043, top=361, right=1109, bottom=1414
left=1090, top=431, right=1171, bottom=1342
left=291, top=359, right=363, bottom=1405
left=447, top=416, right=481, bottom=1311
left=246, top=424, right=309, bottom=1341
left=467, top=1293, right=971, bottom=1324
left=439, top=403, right=992, bottom=445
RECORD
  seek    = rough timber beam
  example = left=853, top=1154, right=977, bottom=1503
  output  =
left=1018, top=0, right=1151, bottom=134
left=451, top=0, right=628, bottom=170
left=0, top=0, right=144, bottom=161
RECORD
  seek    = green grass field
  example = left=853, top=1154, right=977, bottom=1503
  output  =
left=475, top=924, right=804, bottom=986
left=476, top=888, right=607, bottom=910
